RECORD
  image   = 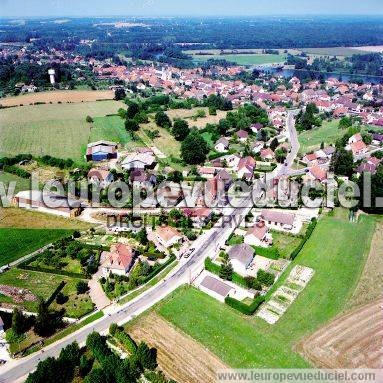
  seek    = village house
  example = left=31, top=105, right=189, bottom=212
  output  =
left=214, top=137, right=230, bottom=153
left=87, top=168, right=114, bottom=189
left=237, top=156, right=256, bottom=180
left=244, top=222, right=271, bottom=248
left=121, top=152, right=156, bottom=170
left=181, top=207, right=213, bottom=228
left=260, top=209, right=295, bottom=231
left=227, top=244, right=255, bottom=276
left=260, top=148, right=275, bottom=161
left=86, top=141, right=118, bottom=162
left=307, top=166, right=329, bottom=184
left=236, top=129, right=249, bottom=142
left=101, top=243, right=134, bottom=277
left=154, top=225, right=183, bottom=248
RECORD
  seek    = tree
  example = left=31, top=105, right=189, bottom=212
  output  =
left=275, top=148, right=287, bottom=163
left=85, top=115, right=93, bottom=123
left=219, top=254, right=233, bottom=281
left=181, top=130, right=209, bottom=164
left=114, top=88, right=126, bottom=101
left=109, top=323, right=119, bottom=336
left=125, top=118, right=140, bottom=133
left=155, top=111, right=172, bottom=129
left=330, top=147, right=354, bottom=177
left=270, top=137, right=279, bottom=151
left=257, top=269, right=275, bottom=286
left=126, top=102, right=140, bottom=119
left=11, top=307, right=26, bottom=335
left=136, top=228, right=148, bottom=246
left=34, top=297, right=53, bottom=336
left=135, top=341, right=157, bottom=371
left=339, top=116, right=352, bottom=130
left=76, top=280, right=89, bottom=294
left=172, top=119, right=190, bottom=141
left=209, top=106, right=217, bottom=115
left=218, top=118, right=230, bottom=135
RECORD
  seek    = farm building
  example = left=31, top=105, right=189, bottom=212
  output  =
left=13, top=190, right=83, bottom=218
left=86, top=141, right=118, bottom=162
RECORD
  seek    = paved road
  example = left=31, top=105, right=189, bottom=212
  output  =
left=0, top=200, right=252, bottom=382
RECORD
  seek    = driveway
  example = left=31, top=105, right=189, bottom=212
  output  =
left=88, top=270, right=111, bottom=310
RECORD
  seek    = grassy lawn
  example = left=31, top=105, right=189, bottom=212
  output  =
left=90, top=115, right=132, bottom=145
left=158, top=210, right=376, bottom=368
left=27, top=253, right=84, bottom=275
left=0, top=268, right=93, bottom=318
left=0, top=228, right=73, bottom=266
left=166, top=107, right=227, bottom=129
left=272, top=231, right=303, bottom=259
left=298, top=119, right=342, bottom=154
left=0, top=100, right=124, bottom=160
left=201, top=131, right=214, bottom=148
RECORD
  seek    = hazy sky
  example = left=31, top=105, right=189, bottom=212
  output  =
left=1, top=0, right=383, bottom=17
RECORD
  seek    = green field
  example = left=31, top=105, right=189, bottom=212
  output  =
left=0, top=268, right=93, bottom=317
left=90, top=115, right=132, bottom=145
left=0, top=172, right=32, bottom=196
left=159, top=210, right=375, bottom=368
left=0, top=228, right=73, bottom=266
left=298, top=119, right=342, bottom=153
left=300, top=47, right=364, bottom=58
left=192, top=53, right=286, bottom=66
left=0, top=100, right=124, bottom=160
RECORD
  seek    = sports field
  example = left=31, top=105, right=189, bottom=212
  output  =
left=0, top=228, right=73, bottom=266
left=158, top=209, right=376, bottom=368
left=0, top=90, right=115, bottom=107
left=0, top=100, right=124, bottom=160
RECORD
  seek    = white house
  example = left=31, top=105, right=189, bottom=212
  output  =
left=101, top=243, right=134, bottom=277
left=227, top=244, right=255, bottom=276
left=214, top=137, right=229, bottom=153
left=199, top=275, right=235, bottom=302
left=244, top=222, right=271, bottom=247
left=154, top=225, right=183, bottom=248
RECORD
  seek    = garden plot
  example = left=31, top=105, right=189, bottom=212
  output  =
left=257, top=265, right=314, bottom=324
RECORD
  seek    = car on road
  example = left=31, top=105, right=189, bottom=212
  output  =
left=184, top=247, right=195, bottom=258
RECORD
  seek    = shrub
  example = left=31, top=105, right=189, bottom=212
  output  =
left=290, top=218, right=317, bottom=260
left=257, top=269, right=275, bottom=287
left=109, top=323, right=118, bottom=336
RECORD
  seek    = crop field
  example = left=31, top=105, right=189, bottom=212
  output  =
left=0, top=228, right=73, bottom=266
left=158, top=210, right=376, bottom=368
left=300, top=47, right=366, bottom=57
left=0, top=268, right=93, bottom=317
left=298, top=119, right=342, bottom=153
left=297, top=300, right=382, bottom=368
left=0, top=207, right=92, bottom=230
left=0, top=100, right=124, bottom=159
left=0, top=90, right=115, bottom=107
left=126, top=312, right=228, bottom=383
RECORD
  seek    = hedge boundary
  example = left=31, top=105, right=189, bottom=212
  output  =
left=225, top=295, right=265, bottom=315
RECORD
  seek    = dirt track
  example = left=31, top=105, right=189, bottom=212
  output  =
left=127, top=312, right=228, bottom=383
left=297, top=300, right=383, bottom=368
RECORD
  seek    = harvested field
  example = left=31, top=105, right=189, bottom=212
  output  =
left=0, top=90, right=114, bottom=107
left=347, top=219, right=383, bottom=310
left=296, top=300, right=383, bottom=368
left=0, top=207, right=92, bottom=230
left=127, top=312, right=228, bottom=383
left=166, top=107, right=227, bottom=129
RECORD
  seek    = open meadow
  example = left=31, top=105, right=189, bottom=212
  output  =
left=0, top=100, right=124, bottom=160
left=156, top=209, right=376, bottom=368
left=298, top=119, right=342, bottom=153
left=0, top=90, right=115, bottom=107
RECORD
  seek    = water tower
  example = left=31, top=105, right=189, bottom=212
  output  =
left=48, top=68, right=56, bottom=85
